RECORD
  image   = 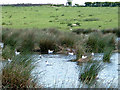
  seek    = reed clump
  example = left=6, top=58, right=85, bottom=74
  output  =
left=79, top=61, right=103, bottom=84
left=2, top=28, right=82, bottom=54
left=85, top=32, right=116, bottom=53
left=2, top=55, right=38, bottom=88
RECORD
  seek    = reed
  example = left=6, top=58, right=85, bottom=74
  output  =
left=2, top=55, right=38, bottom=88
left=79, top=61, right=103, bottom=84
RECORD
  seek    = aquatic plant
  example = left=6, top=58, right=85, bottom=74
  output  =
left=58, top=32, right=76, bottom=48
left=73, top=28, right=120, bottom=37
left=2, top=45, right=15, bottom=59
left=118, top=40, right=120, bottom=52
left=2, top=55, right=39, bottom=88
left=38, top=33, right=57, bottom=53
left=17, top=30, right=35, bottom=53
left=79, top=61, right=103, bottom=84
left=2, top=29, right=21, bottom=49
left=103, top=47, right=113, bottom=63
left=86, top=32, right=116, bottom=53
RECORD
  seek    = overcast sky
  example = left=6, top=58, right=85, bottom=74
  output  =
left=0, top=0, right=120, bottom=5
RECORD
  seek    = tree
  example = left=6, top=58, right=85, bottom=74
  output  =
left=85, top=2, right=92, bottom=7
left=67, top=0, right=73, bottom=6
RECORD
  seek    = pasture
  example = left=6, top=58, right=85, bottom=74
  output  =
left=2, top=6, right=118, bottom=30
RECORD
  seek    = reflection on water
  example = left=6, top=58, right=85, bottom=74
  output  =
left=32, top=53, right=119, bottom=88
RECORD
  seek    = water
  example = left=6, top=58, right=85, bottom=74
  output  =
left=0, top=39, right=119, bottom=88
left=32, top=53, right=119, bottom=88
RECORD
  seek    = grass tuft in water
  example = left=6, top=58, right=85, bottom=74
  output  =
left=103, top=47, right=113, bottom=63
left=79, top=61, right=103, bottom=84
left=2, top=45, right=15, bottom=59
left=2, top=55, right=39, bottom=88
left=86, top=32, right=116, bottom=53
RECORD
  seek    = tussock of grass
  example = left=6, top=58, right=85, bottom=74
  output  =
left=79, top=61, right=103, bottom=84
left=2, top=55, right=38, bottom=88
left=2, top=28, right=82, bottom=55
left=39, top=34, right=57, bottom=53
left=73, top=28, right=120, bottom=37
left=17, top=30, right=35, bottom=53
left=2, top=45, right=15, bottom=59
left=118, top=40, right=120, bottom=52
left=58, top=32, right=76, bottom=48
left=103, top=47, right=113, bottom=63
left=85, top=32, right=116, bottom=53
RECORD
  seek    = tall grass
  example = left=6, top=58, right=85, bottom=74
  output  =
left=2, top=28, right=116, bottom=62
left=2, top=28, right=82, bottom=54
left=79, top=61, right=103, bottom=84
left=2, top=45, right=15, bottom=59
left=2, top=29, right=21, bottom=49
left=73, top=28, right=120, bottom=37
left=103, top=47, right=113, bottom=63
left=17, top=30, right=35, bottom=53
left=118, top=40, right=120, bottom=52
left=38, top=33, right=57, bottom=53
left=2, top=55, right=38, bottom=88
left=58, top=32, right=76, bottom=48
left=85, top=32, right=116, bottom=53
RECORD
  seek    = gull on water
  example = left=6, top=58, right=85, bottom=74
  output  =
left=15, top=49, right=20, bottom=55
left=8, top=58, right=12, bottom=62
left=48, top=50, right=54, bottom=54
left=82, top=55, right=87, bottom=59
left=68, top=52, right=74, bottom=55
left=45, top=61, right=52, bottom=66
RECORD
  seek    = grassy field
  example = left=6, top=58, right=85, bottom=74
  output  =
left=2, top=6, right=118, bottom=30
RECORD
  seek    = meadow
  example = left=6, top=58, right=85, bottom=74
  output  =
left=2, top=6, right=118, bottom=30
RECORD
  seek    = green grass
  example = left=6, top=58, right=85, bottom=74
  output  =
left=2, top=6, right=118, bottom=30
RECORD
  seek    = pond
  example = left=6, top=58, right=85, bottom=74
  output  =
left=31, top=53, right=119, bottom=88
left=0, top=38, right=119, bottom=88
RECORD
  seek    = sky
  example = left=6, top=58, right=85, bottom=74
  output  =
left=0, top=0, right=120, bottom=5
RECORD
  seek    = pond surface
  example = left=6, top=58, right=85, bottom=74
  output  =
left=32, top=53, right=119, bottom=88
